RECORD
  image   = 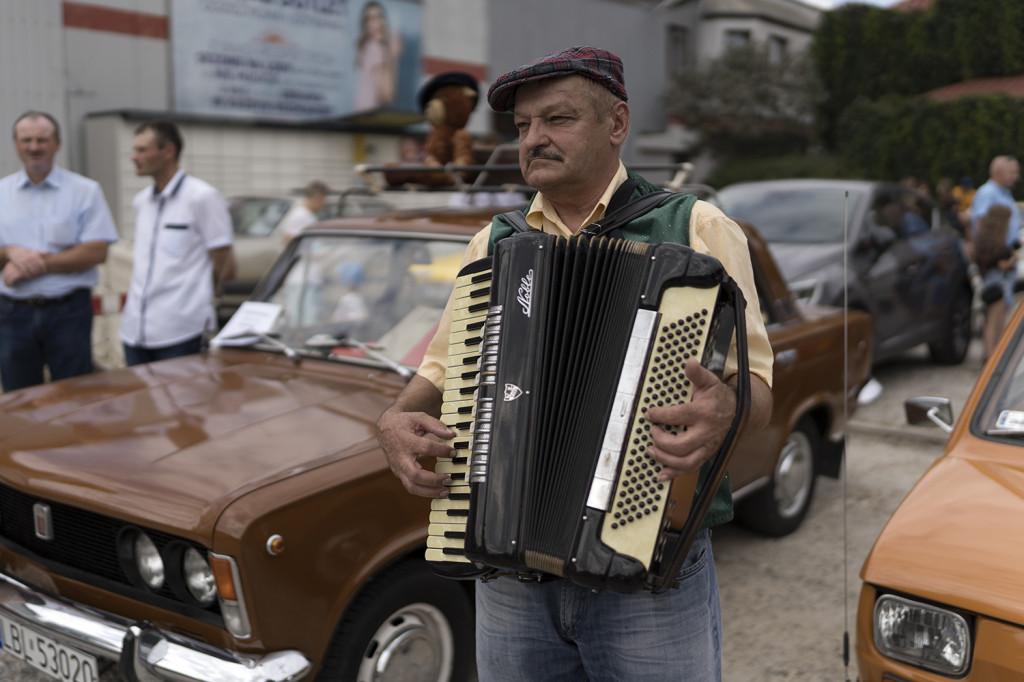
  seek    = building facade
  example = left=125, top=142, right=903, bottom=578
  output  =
left=2, top=0, right=821, bottom=226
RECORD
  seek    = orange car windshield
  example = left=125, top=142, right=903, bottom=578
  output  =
left=974, top=322, right=1024, bottom=437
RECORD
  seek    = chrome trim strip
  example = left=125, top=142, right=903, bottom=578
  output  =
left=587, top=310, right=657, bottom=511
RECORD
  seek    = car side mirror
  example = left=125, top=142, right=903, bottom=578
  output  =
left=905, top=396, right=954, bottom=433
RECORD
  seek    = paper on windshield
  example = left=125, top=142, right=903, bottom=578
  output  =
left=211, top=301, right=283, bottom=346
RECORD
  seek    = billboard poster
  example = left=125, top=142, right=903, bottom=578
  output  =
left=171, top=0, right=422, bottom=120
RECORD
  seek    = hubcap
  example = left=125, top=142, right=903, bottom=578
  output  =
left=358, top=603, right=454, bottom=682
left=773, top=431, right=813, bottom=518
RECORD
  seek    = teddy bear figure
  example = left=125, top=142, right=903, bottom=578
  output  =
left=384, top=71, right=479, bottom=187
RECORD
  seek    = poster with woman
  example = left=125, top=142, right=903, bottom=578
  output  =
left=170, top=0, right=421, bottom=120
left=352, top=0, right=420, bottom=113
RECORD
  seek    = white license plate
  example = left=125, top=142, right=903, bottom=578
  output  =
left=0, top=615, right=98, bottom=682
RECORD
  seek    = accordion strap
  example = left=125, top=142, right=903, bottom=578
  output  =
left=580, top=187, right=673, bottom=239
left=496, top=208, right=532, bottom=234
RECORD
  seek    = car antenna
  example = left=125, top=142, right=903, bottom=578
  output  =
left=842, top=190, right=853, bottom=681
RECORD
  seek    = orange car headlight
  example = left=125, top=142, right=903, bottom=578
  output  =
left=874, top=594, right=970, bottom=675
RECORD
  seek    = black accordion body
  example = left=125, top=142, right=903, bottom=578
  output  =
left=426, top=231, right=750, bottom=594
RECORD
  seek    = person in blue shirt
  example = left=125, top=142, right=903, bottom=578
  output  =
left=0, top=111, right=118, bottom=391
left=970, top=155, right=1021, bottom=361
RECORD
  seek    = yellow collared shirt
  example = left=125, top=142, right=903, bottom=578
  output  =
left=417, top=163, right=774, bottom=392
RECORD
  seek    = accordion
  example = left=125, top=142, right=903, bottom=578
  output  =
left=426, top=231, right=750, bottom=593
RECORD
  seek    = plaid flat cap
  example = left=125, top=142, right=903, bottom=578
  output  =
left=487, top=46, right=627, bottom=112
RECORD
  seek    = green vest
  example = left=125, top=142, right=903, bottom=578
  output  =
left=489, top=170, right=696, bottom=252
left=486, top=170, right=734, bottom=529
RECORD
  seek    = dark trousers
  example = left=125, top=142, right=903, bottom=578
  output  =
left=0, top=289, right=94, bottom=392
left=123, top=335, right=203, bottom=367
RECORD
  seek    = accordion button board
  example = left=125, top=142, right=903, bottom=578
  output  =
left=592, top=286, right=719, bottom=566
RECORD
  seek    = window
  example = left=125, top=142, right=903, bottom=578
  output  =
left=666, top=24, right=690, bottom=74
left=769, top=35, right=788, bottom=64
left=725, top=29, right=750, bottom=51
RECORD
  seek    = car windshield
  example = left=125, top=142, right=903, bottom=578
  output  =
left=250, top=233, right=467, bottom=368
left=230, top=197, right=292, bottom=237
left=718, top=184, right=867, bottom=243
left=973, top=319, right=1024, bottom=437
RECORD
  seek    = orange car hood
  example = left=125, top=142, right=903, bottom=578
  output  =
left=0, top=353, right=391, bottom=542
left=862, top=451, right=1024, bottom=626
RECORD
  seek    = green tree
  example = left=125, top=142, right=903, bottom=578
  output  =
left=835, top=94, right=1024, bottom=192
left=663, top=45, right=822, bottom=158
left=813, top=0, right=1024, bottom=150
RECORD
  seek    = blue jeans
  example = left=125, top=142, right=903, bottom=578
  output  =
left=123, top=335, right=203, bottom=367
left=475, top=528, right=721, bottom=682
left=0, top=290, right=94, bottom=392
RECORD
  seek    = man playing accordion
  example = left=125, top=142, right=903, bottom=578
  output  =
left=378, top=46, right=774, bottom=682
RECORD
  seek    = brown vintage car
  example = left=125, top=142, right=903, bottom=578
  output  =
left=0, top=205, right=870, bottom=681
left=855, top=300, right=1024, bottom=680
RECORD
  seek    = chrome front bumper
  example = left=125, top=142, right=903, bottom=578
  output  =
left=0, top=571, right=311, bottom=682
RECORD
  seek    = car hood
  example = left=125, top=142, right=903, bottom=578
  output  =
left=765, top=242, right=845, bottom=283
left=0, top=352, right=395, bottom=543
left=862, top=453, right=1024, bottom=625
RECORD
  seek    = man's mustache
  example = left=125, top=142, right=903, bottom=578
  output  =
left=526, top=148, right=564, bottom=164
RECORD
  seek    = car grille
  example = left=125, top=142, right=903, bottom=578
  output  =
left=0, top=481, right=221, bottom=618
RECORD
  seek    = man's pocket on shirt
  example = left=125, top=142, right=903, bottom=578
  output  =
left=160, top=223, right=193, bottom=257
left=46, top=220, right=81, bottom=251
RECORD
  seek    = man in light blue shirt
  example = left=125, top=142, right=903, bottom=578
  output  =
left=0, top=111, right=118, bottom=391
left=971, top=154, right=1021, bottom=361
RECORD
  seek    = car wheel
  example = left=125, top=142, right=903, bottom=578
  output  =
left=316, top=560, right=475, bottom=682
left=736, top=418, right=819, bottom=537
left=928, top=285, right=972, bottom=365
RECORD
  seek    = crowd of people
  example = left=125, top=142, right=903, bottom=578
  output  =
left=904, top=157, right=1022, bottom=364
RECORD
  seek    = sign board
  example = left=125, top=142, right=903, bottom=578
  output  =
left=171, top=0, right=422, bottom=120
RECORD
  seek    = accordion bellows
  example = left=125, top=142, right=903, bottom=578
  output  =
left=427, top=231, right=750, bottom=593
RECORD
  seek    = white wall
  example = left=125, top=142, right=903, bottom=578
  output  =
left=0, top=0, right=67, bottom=176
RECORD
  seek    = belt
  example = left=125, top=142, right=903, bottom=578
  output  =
left=481, top=570, right=560, bottom=584
left=1, top=288, right=88, bottom=308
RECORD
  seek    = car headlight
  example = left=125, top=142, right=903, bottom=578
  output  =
left=182, top=547, right=218, bottom=606
left=874, top=594, right=970, bottom=675
left=132, top=531, right=165, bottom=590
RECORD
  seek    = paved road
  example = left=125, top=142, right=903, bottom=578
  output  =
left=0, top=338, right=989, bottom=682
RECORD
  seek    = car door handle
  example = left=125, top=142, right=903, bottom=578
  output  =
left=775, top=349, right=797, bottom=367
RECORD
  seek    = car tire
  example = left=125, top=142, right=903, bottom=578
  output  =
left=928, top=285, right=972, bottom=365
left=735, top=417, right=819, bottom=537
left=316, top=560, right=476, bottom=682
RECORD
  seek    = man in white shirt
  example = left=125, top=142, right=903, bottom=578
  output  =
left=280, top=180, right=328, bottom=245
left=119, top=120, right=236, bottom=366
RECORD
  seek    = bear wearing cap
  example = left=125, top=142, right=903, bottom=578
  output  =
left=384, top=71, right=479, bottom=187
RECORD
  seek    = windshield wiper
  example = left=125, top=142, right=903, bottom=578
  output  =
left=215, top=331, right=302, bottom=363
left=304, top=333, right=414, bottom=379
left=985, top=427, right=1024, bottom=437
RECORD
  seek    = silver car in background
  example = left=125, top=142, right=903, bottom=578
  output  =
left=718, top=179, right=973, bottom=365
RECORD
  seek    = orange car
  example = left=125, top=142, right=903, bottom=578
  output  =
left=0, top=206, right=870, bottom=681
left=856, top=300, right=1024, bottom=679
